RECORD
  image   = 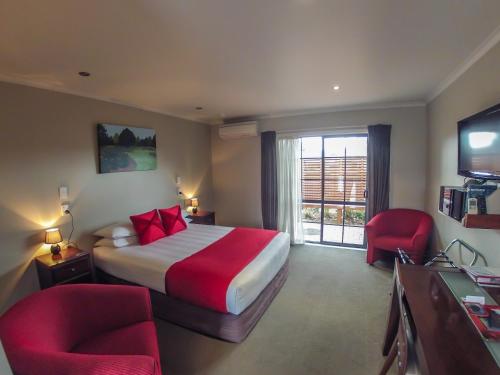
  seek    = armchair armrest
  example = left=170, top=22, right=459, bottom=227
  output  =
left=411, top=216, right=433, bottom=250
left=365, top=211, right=391, bottom=237
left=10, top=350, right=158, bottom=375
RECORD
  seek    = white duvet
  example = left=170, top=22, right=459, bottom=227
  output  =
left=93, top=224, right=290, bottom=315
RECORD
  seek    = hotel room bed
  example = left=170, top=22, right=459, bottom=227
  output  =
left=94, top=223, right=290, bottom=342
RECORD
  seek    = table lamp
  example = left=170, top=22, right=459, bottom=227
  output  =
left=45, top=228, right=63, bottom=255
left=191, top=198, right=199, bottom=214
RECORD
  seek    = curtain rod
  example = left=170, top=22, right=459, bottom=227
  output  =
left=276, top=125, right=367, bottom=137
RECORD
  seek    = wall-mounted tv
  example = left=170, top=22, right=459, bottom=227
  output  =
left=458, top=103, right=500, bottom=180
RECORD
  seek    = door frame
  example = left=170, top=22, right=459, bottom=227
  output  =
left=301, top=134, right=368, bottom=248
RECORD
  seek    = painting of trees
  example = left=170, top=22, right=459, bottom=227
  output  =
left=97, top=124, right=157, bottom=173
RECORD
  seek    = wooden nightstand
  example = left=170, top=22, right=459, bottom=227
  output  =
left=35, top=247, right=93, bottom=289
left=187, top=210, right=215, bottom=225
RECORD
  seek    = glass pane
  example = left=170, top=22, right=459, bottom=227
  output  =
left=324, top=137, right=345, bottom=157
left=344, top=205, right=366, bottom=226
left=302, top=203, right=322, bottom=242
left=324, top=137, right=367, bottom=157
left=345, top=180, right=366, bottom=203
left=301, top=137, right=322, bottom=158
left=345, top=157, right=367, bottom=179
left=324, top=179, right=344, bottom=201
left=323, top=224, right=342, bottom=243
left=302, top=180, right=322, bottom=200
left=302, top=158, right=321, bottom=179
left=302, top=203, right=322, bottom=223
left=343, top=226, right=365, bottom=245
left=323, top=204, right=343, bottom=225
left=324, top=157, right=344, bottom=178
left=345, top=137, right=367, bottom=157
left=303, top=222, right=321, bottom=242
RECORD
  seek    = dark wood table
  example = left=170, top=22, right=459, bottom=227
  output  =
left=382, top=262, right=500, bottom=375
left=35, top=247, right=93, bottom=289
left=187, top=210, right=215, bottom=225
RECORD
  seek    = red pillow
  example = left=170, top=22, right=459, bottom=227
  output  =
left=129, top=209, right=167, bottom=245
left=158, top=205, right=187, bottom=236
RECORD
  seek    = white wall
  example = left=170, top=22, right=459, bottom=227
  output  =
left=211, top=106, right=428, bottom=228
left=0, top=342, right=12, bottom=375
left=426, top=41, right=500, bottom=266
left=0, top=81, right=213, bottom=312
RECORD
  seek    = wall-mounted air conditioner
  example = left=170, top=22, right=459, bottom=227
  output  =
left=219, top=121, right=258, bottom=140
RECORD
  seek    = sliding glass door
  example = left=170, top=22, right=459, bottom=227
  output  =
left=301, top=135, right=367, bottom=247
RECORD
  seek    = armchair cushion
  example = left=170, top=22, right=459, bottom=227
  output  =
left=73, top=321, right=159, bottom=359
left=373, top=235, right=413, bottom=252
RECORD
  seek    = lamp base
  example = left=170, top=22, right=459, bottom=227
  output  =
left=192, top=207, right=198, bottom=214
left=50, top=244, right=61, bottom=256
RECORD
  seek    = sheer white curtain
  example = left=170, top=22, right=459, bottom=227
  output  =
left=277, top=138, right=304, bottom=244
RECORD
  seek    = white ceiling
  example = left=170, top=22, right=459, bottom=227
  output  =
left=1, top=0, right=500, bottom=124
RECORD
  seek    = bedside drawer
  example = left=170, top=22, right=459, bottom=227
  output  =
left=189, top=212, right=215, bottom=225
left=52, top=258, right=90, bottom=283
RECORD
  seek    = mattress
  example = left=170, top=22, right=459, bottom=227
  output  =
left=93, top=224, right=290, bottom=315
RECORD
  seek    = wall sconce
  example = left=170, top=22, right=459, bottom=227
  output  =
left=45, top=228, right=62, bottom=255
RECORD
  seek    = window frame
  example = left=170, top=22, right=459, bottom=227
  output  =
left=300, top=134, right=368, bottom=248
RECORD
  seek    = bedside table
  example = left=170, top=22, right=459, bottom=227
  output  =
left=35, top=247, right=93, bottom=289
left=187, top=210, right=215, bottom=225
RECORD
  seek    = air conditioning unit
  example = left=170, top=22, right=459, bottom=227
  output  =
left=219, top=121, right=258, bottom=140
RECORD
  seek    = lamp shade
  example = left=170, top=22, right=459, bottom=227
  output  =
left=191, top=198, right=199, bottom=208
left=45, top=228, right=62, bottom=244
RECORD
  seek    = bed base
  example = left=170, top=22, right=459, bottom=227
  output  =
left=96, top=258, right=289, bottom=343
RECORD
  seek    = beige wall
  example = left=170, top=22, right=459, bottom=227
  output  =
left=0, top=81, right=213, bottom=312
left=212, top=106, right=428, bottom=228
left=211, top=130, right=262, bottom=227
left=426, top=42, right=500, bottom=266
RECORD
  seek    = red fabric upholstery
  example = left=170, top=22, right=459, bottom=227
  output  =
left=166, top=227, right=278, bottom=312
left=365, top=208, right=433, bottom=265
left=130, top=209, right=167, bottom=245
left=158, top=205, right=187, bottom=236
left=0, top=284, right=162, bottom=375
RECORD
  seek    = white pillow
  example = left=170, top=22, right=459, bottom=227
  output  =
left=93, top=223, right=136, bottom=239
left=94, top=236, right=139, bottom=248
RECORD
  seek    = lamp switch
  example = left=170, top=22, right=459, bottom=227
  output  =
left=59, top=186, right=68, bottom=200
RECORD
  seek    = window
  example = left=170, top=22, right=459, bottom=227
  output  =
left=301, top=135, right=367, bottom=247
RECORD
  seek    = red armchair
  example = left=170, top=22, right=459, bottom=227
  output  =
left=0, top=284, right=162, bottom=375
left=365, top=209, right=432, bottom=265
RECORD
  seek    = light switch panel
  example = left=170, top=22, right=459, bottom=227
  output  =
left=59, top=186, right=68, bottom=200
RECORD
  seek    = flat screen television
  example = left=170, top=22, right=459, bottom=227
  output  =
left=458, top=103, right=500, bottom=180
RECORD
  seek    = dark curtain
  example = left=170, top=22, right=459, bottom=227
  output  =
left=367, top=124, right=392, bottom=221
left=261, top=131, right=278, bottom=229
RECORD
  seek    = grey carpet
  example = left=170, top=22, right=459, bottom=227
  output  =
left=156, top=244, right=395, bottom=375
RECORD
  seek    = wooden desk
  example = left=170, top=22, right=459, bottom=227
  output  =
left=382, top=262, right=500, bottom=375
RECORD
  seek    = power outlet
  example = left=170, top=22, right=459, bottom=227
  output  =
left=61, top=203, right=69, bottom=216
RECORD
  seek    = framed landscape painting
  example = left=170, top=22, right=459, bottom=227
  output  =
left=97, top=124, right=157, bottom=173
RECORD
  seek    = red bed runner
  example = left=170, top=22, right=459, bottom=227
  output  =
left=165, top=227, right=278, bottom=313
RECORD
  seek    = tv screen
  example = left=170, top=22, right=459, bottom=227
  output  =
left=458, top=104, right=500, bottom=180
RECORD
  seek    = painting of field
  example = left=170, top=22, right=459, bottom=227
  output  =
left=97, top=124, right=157, bottom=173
